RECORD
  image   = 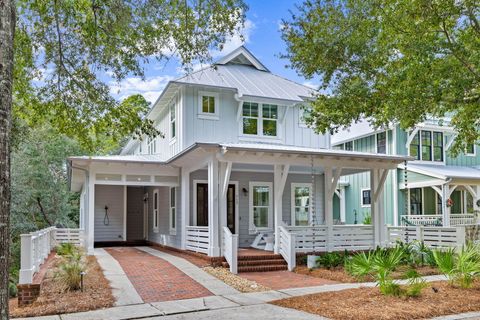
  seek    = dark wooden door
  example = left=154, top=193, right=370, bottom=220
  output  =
left=196, top=183, right=236, bottom=233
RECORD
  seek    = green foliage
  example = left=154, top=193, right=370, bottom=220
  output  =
left=362, top=212, right=371, bottom=225
left=13, top=0, right=248, bottom=151
left=56, top=243, right=78, bottom=257
left=282, top=0, right=480, bottom=155
left=345, top=251, right=374, bottom=279
left=55, top=251, right=86, bottom=292
left=317, top=252, right=347, bottom=269
left=433, top=245, right=480, bottom=288
left=397, top=241, right=436, bottom=267
left=404, top=269, right=428, bottom=297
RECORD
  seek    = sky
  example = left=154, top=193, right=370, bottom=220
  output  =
left=109, top=0, right=319, bottom=105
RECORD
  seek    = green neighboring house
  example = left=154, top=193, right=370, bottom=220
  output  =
left=332, top=119, right=480, bottom=227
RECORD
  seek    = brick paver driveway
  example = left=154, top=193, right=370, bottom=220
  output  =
left=105, top=247, right=212, bottom=303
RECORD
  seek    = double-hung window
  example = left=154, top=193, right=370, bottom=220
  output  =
left=409, top=130, right=444, bottom=162
left=169, top=187, right=176, bottom=234
left=409, top=188, right=423, bottom=215
left=249, top=182, right=273, bottom=232
left=242, top=102, right=278, bottom=137
left=198, top=91, right=219, bottom=119
left=153, top=189, right=159, bottom=232
left=466, top=143, right=476, bottom=156
left=170, top=103, right=176, bottom=140
left=376, top=132, right=387, bottom=154
left=344, top=141, right=353, bottom=151
left=361, top=189, right=371, bottom=207
left=291, top=183, right=311, bottom=226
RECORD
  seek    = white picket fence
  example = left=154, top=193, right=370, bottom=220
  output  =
left=401, top=214, right=476, bottom=226
left=222, top=227, right=238, bottom=274
left=19, top=227, right=84, bottom=284
left=387, top=226, right=466, bottom=248
left=185, top=226, right=209, bottom=254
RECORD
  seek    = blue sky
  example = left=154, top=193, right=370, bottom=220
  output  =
left=109, top=0, right=319, bottom=105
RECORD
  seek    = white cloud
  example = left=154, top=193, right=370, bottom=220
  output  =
left=109, top=75, right=175, bottom=104
left=210, top=19, right=255, bottom=58
left=303, top=81, right=319, bottom=89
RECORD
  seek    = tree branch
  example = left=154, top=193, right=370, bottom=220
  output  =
left=36, top=197, right=53, bottom=226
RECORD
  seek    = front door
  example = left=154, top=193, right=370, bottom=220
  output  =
left=196, top=183, right=236, bottom=234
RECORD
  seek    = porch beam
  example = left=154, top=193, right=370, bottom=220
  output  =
left=448, top=185, right=459, bottom=197
left=405, top=127, right=420, bottom=149
left=220, top=161, right=233, bottom=198
left=274, top=164, right=290, bottom=254
left=373, top=169, right=389, bottom=202
left=431, top=185, right=443, bottom=197
left=329, top=168, right=343, bottom=198
left=219, top=161, right=233, bottom=239
left=445, top=133, right=457, bottom=151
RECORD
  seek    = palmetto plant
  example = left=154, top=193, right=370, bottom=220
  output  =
left=433, top=245, right=480, bottom=288
left=345, top=251, right=374, bottom=280
left=55, top=251, right=86, bottom=291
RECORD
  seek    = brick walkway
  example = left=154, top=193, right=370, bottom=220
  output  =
left=239, top=270, right=338, bottom=290
left=105, top=247, right=212, bottom=303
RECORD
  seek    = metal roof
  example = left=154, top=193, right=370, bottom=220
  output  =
left=407, top=163, right=480, bottom=181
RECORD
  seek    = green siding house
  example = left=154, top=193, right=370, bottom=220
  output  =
left=332, top=120, right=480, bottom=227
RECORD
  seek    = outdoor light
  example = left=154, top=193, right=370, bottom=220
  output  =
left=80, top=271, right=86, bottom=292
left=242, top=187, right=248, bottom=196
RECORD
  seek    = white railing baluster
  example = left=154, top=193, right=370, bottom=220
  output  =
left=185, top=226, right=210, bottom=254
left=222, top=227, right=238, bottom=274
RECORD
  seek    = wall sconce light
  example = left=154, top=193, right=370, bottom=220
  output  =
left=242, top=188, right=248, bottom=196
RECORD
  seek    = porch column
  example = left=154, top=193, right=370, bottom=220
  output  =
left=371, top=168, right=388, bottom=247
left=335, top=188, right=346, bottom=223
left=208, top=158, right=220, bottom=256
left=274, top=164, right=289, bottom=254
left=442, top=184, right=451, bottom=227
left=474, top=186, right=480, bottom=211
left=87, top=172, right=95, bottom=255
left=180, top=168, right=190, bottom=250
left=324, top=167, right=334, bottom=252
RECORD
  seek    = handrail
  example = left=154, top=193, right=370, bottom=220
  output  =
left=222, top=227, right=238, bottom=274
left=278, top=226, right=296, bottom=271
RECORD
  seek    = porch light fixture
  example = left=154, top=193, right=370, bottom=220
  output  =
left=242, top=187, right=248, bottom=196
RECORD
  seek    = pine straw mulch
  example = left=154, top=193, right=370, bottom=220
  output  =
left=294, top=265, right=440, bottom=283
left=203, top=266, right=270, bottom=293
left=271, top=281, right=480, bottom=320
left=10, top=255, right=114, bottom=318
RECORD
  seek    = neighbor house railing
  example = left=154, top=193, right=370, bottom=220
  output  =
left=222, top=227, right=238, bottom=274
left=387, top=226, right=466, bottom=248
left=401, top=214, right=476, bottom=226
left=19, top=227, right=84, bottom=284
left=279, top=226, right=297, bottom=271
left=185, top=226, right=209, bottom=254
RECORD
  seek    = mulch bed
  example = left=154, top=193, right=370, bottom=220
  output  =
left=294, top=265, right=439, bottom=283
left=10, top=255, right=114, bottom=318
left=271, top=281, right=480, bottom=320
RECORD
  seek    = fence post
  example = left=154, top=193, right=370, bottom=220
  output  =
left=19, top=234, right=34, bottom=284
left=288, top=233, right=296, bottom=271
left=231, top=234, right=238, bottom=274
left=417, top=226, right=424, bottom=243
left=456, top=226, right=466, bottom=248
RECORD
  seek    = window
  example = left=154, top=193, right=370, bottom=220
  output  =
left=198, top=91, right=219, bottom=119
left=291, top=183, right=311, bottom=226
left=242, top=102, right=259, bottom=135
left=345, top=141, right=353, bottom=151
left=433, top=132, right=444, bottom=161
left=409, top=130, right=444, bottom=162
left=147, top=137, right=156, bottom=155
left=299, top=107, right=312, bottom=127
left=249, top=182, right=273, bottom=232
left=409, top=188, right=423, bottom=215
left=169, top=187, right=176, bottom=234
left=376, top=132, right=387, bottom=154
left=466, top=143, right=476, bottom=156
left=170, top=103, right=176, bottom=140
left=153, top=189, right=159, bottom=232
left=361, top=189, right=371, bottom=207
left=241, top=102, right=278, bottom=137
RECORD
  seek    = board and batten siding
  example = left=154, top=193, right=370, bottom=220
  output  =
left=94, top=185, right=125, bottom=242
left=189, top=169, right=325, bottom=247
left=182, top=86, right=328, bottom=150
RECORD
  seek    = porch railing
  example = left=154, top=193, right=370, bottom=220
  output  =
left=387, top=226, right=466, bottom=248
left=222, top=227, right=238, bottom=274
left=19, top=227, right=84, bottom=284
left=401, top=214, right=476, bottom=226
left=332, top=225, right=374, bottom=251
left=185, top=226, right=209, bottom=254
left=278, top=226, right=296, bottom=271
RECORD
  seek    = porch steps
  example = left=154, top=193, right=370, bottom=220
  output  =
left=222, top=253, right=288, bottom=272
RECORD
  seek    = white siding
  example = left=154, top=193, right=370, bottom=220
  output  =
left=94, top=185, right=125, bottom=242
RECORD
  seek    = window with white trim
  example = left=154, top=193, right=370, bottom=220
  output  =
left=147, top=137, right=156, bottom=155
left=198, top=91, right=219, bottom=119
left=291, top=183, right=311, bottom=226
left=361, top=189, right=371, bottom=207
left=409, top=130, right=444, bottom=162
left=345, top=141, right=353, bottom=151
left=169, top=187, right=176, bottom=234
left=465, top=143, right=476, bottom=156
left=242, top=102, right=278, bottom=137
left=249, top=182, right=273, bottom=232
left=376, top=132, right=386, bottom=154
left=299, top=106, right=312, bottom=127
left=153, top=189, right=159, bottom=232
left=169, top=103, right=176, bottom=140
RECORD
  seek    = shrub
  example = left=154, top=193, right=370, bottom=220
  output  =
left=345, top=251, right=374, bottom=279
left=433, top=245, right=480, bottom=288
left=56, top=243, right=78, bottom=256
left=55, top=251, right=86, bottom=291
left=404, top=269, right=427, bottom=297
left=317, top=252, right=345, bottom=269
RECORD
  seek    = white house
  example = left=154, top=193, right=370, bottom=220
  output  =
left=68, top=46, right=408, bottom=272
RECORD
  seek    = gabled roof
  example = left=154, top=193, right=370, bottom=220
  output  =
left=216, top=46, right=269, bottom=72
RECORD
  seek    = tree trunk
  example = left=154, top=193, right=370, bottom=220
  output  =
left=0, top=0, right=15, bottom=319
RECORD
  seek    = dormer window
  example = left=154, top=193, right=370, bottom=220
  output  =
left=241, top=102, right=278, bottom=137
left=409, top=130, right=443, bottom=162
left=198, top=91, right=219, bottom=120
